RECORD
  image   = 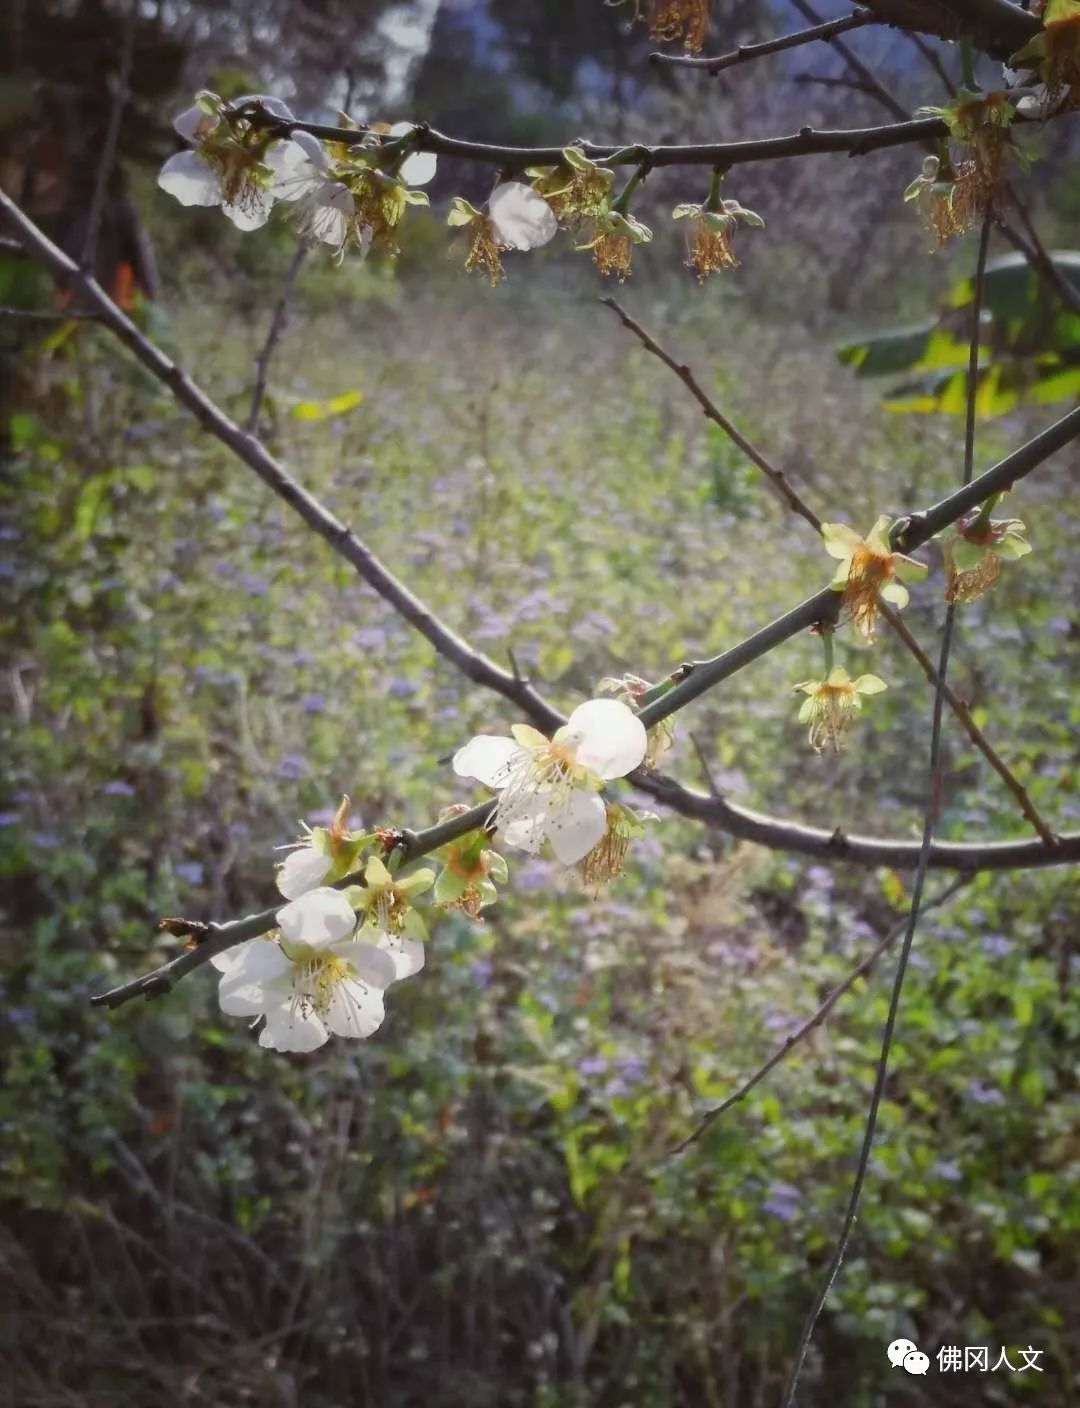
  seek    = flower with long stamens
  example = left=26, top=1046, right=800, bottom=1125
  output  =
left=212, top=887, right=395, bottom=1051
left=672, top=197, right=764, bottom=282
left=447, top=182, right=558, bottom=283
left=903, top=155, right=970, bottom=244
left=1009, top=0, right=1080, bottom=105
left=270, top=130, right=355, bottom=250
left=821, top=514, right=928, bottom=643
left=157, top=92, right=307, bottom=231
left=527, top=147, right=615, bottom=229
left=577, top=207, right=652, bottom=280
left=943, top=511, right=1031, bottom=603
left=453, top=699, right=647, bottom=865
left=793, top=668, right=887, bottom=753
left=578, top=801, right=655, bottom=893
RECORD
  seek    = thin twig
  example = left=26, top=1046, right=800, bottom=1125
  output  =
left=791, top=0, right=909, bottom=122
left=0, top=306, right=97, bottom=321
left=669, top=876, right=970, bottom=1156
left=649, top=10, right=877, bottom=74
left=81, top=0, right=138, bottom=272
left=780, top=212, right=993, bottom=1408
left=1000, top=185, right=1080, bottom=318
left=247, top=243, right=307, bottom=432
left=602, top=297, right=1059, bottom=845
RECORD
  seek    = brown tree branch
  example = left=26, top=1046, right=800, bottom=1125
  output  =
left=858, top=0, right=1038, bottom=59
left=649, top=9, right=879, bottom=75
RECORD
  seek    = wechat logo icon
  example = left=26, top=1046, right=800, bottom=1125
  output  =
left=888, top=1339, right=930, bottom=1376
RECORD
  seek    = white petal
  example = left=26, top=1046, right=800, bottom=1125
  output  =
left=453, top=734, right=525, bottom=788
left=157, top=151, right=221, bottom=208
left=389, top=122, right=436, bottom=186
left=501, top=803, right=549, bottom=854
left=217, top=940, right=290, bottom=1014
left=221, top=186, right=274, bottom=231
left=277, top=848, right=332, bottom=899
left=489, top=182, right=557, bottom=251
left=306, top=183, right=353, bottom=245
left=173, top=105, right=209, bottom=143
left=545, top=789, right=607, bottom=865
left=259, top=1001, right=328, bottom=1052
left=277, top=887, right=357, bottom=947
left=265, top=138, right=315, bottom=200
left=562, top=699, right=647, bottom=780
left=377, top=932, right=425, bottom=981
left=325, top=979, right=386, bottom=1039
left=327, top=938, right=398, bottom=989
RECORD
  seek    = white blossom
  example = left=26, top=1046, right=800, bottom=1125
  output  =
left=212, top=886, right=396, bottom=1052
left=453, top=698, right=646, bottom=865
left=276, top=843, right=332, bottom=899
left=157, top=94, right=307, bottom=232
left=270, top=130, right=355, bottom=247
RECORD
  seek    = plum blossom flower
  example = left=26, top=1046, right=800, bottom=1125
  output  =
left=275, top=796, right=369, bottom=897
left=447, top=182, right=558, bottom=283
left=821, top=514, right=928, bottom=643
left=672, top=196, right=764, bottom=282
left=792, top=667, right=887, bottom=753
left=943, top=510, right=1031, bottom=603
left=453, top=699, right=647, bottom=865
left=157, top=93, right=307, bottom=231
left=578, top=801, right=655, bottom=893
left=577, top=206, right=652, bottom=280
left=597, top=674, right=675, bottom=770
left=270, top=130, right=354, bottom=249
left=527, top=146, right=614, bottom=228
left=1008, top=0, right=1080, bottom=106
left=213, top=887, right=395, bottom=1051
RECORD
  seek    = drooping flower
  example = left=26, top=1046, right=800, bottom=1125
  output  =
left=447, top=182, right=558, bottom=283
left=913, top=89, right=1018, bottom=234
left=1009, top=0, right=1080, bottom=106
left=672, top=197, right=764, bottom=282
left=453, top=699, right=647, bottom=865
left=821, top=514, right=928, bottom=643
left=578, top=801, right=654, bottom=893
left=434, top=813, right=510, bottom=919
left=903, top=155, right=970, bottom=244
left=792, top=667, right=887, bottom=753
left=350, top=855, right=432, bottom=979
left=527, top=147, right=615, bottom=229
left=157, top=92, right=307, bottom=231
left=943, top=511, right=1031, bottom=603
left=213, top=887, right=396, bottom=1051
left=577, top=207, right=653, bottom=280
left=646, top=0, right=710, bottom=52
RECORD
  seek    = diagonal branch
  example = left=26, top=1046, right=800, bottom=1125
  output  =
left=603, top=297, right=1058, bottom=846
left=6, top=191, right=1076, bottom=1020
left=649, top=9, right=879, bottom=75
left=669, top=875, right=970, bottom=1156
left=791, top=0, right=909, bottom=122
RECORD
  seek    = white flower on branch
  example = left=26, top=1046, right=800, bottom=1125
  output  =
left=157, top=93, right=307, bottom=232
left=212, top=886, right=396, bottom=1052
left=453, top=699, right=647, bottom=864
left=270, top=130, right=356, bottom=249
left=276, top=841, right=333, bottom=899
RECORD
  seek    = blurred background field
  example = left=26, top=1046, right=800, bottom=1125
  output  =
left=1, top=3, right=1079, bottom=1405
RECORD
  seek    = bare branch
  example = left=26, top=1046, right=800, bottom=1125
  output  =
left=649, top=9, right=878, bottom=75
left=669, top=875, right=970, bottom=1156
left=604, top=296, right=1060, bottom=846
left=858, top=0, right=1038, bottom=59
left=81, top=0, right=138, bottom=272
left=247, top=243, right=307, bottom=432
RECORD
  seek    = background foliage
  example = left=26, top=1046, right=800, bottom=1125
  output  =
left=1, top=2, right=1079, bottom=1405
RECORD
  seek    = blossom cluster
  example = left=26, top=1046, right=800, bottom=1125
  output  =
left=157, top=98, right=764, bottom=283
left=215, top=700, right=659, bottom=1051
